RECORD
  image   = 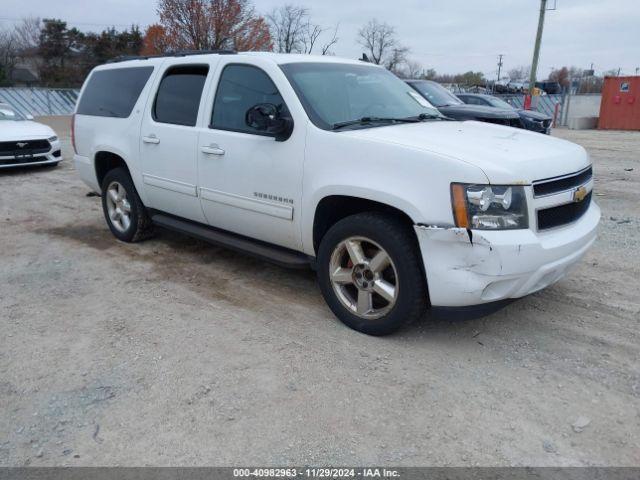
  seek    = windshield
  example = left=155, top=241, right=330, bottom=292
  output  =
left=486, top=96, right=516, bottom=110
left=280, top=62, right=441, bottom=130
left=0, top=105, right=25, bottom=121
left=407, top=81, right=463, bottom=107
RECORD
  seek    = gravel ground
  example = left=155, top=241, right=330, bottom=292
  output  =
left=1, top=118, right=639, bottom=467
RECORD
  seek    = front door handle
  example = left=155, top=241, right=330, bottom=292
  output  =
left=142, top=135, right=160, bottom=144
left=201, top=145, right=225, bottom=156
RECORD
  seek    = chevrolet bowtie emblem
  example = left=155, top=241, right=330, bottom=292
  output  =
left=573, top=186, right=588, bottom=203
left=16, top=142, right=28, bottom=148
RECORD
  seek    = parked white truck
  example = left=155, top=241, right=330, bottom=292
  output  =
left=73, top=51, right=599, bottom=335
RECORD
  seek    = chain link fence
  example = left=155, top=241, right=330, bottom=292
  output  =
left=0, top=88, right=80, bottom=117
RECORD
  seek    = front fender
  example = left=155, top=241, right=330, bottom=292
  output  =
left=300, top=127, right=488, bottom=255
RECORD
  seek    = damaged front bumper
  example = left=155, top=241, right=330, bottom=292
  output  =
left=414, top=202, right=600, bottom=307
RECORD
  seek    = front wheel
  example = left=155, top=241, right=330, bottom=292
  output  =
left=317, top=212, right=428, bottom=336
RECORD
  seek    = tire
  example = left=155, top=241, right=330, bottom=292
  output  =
left=101, top=167, right=153, bottom=242
left=317, top=212, right=428, bottom=336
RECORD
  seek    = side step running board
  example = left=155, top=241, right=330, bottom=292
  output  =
left=150, top=213, right=310, bottom=269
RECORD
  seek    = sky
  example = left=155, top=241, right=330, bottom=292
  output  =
left=1, top=0, right=639, bottom=79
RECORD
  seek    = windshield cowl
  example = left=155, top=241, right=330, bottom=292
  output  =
left=332, top=113, right=449, bottom=131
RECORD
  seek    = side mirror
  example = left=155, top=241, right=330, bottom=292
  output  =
left=245, top=103, right=293, bottom=142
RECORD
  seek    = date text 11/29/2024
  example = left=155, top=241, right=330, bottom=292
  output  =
left=233, top=468, right=400, bottom=478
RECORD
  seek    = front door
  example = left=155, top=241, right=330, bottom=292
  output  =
left=197, top=62, right=304, bottom=250
left=140, top=62, right=211, bottom=223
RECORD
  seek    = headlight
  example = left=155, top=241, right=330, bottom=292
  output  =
left=451, top=183, right=528, bottom=230
left=48, top=136, right=58, bottom=142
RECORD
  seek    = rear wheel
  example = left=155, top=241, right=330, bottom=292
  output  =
left=317, top=212, right=427, bottom=335
left=101, top=167, right=153, bottom=242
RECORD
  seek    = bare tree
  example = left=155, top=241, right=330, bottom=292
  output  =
left=384, top=46, right=409, bottom=74
left=267, top=5, right=339, bottom=55
left=357, top=19, right=401, bottom=65
left=399, top=59, right=425, bottom=79
left=320, top=23, right=339, bottom=55
left=301, top=22, right=322, bottom=54
left=14, top=17, right=41, bottom=50
left=267, top=4, right=308, bottom=53
left=507, top=65, right=531, bottom=82
left=424, top=68, right=437, bottom=80
left=0, top=29, right=19, bottom=83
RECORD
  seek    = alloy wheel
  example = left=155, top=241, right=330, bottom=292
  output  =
left=328, top=236, right=399, bottom=319
left=105, top=181, right=132, bottom=233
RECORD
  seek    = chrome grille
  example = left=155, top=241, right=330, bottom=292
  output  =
left=537, top=192, right=592, bottom=230
left=533, top=166, right=592, bottom=197
left=0, top=139, right=51, bottom=156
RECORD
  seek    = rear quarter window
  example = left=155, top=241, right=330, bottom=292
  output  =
left=77, top=66, right=154, bottom=118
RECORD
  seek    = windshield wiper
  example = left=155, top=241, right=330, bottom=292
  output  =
left=332, top=116, right=420, bottom=130
left=410, top=112, right=449, bottom=121
left=414, top=112, right=455, bottom=121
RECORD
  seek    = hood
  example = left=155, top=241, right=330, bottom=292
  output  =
left=438, top=104, right=520, bottom=120
left=518, top=109, right=552, bottom=121
left=343, top=120, right=589, bottom=184
left=0, top=121, right=56, bottom=142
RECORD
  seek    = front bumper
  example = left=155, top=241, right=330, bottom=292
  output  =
left=521, top=120, right=552, bottom=135
left=415, top=201, right=600, bottom=307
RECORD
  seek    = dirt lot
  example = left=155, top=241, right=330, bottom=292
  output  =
left=1, top=118, right=639, bottom=466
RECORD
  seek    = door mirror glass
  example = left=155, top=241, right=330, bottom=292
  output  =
left=245, top=103, right=292, bottom=141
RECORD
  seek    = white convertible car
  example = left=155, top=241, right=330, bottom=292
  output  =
left=0, top=103, right=62, bottom=169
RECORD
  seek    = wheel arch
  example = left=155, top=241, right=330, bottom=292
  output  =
left=311, top=193, right=420, bottom=255
left=94, top=150, right=131, bottom=188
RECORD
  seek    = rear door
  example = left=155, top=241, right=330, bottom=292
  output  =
left=140, top=58, right=219, bottom=223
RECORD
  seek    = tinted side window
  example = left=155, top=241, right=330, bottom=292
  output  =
left=77, top=67, right=154, bottom=118
left=211, top=64, right=286, bottom=134
left=461, top=96, right=481, bottom=105
left=154, top=65, right=209, bottom=126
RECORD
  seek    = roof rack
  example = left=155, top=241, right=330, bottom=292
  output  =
left=172, top=49, right=236, bottom=57
left=107, top=49, right=237, bottom=63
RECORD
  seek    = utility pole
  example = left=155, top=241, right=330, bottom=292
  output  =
left=497, top=54, right=504, bottom=82
left=529, top=0, right=548, bottom=90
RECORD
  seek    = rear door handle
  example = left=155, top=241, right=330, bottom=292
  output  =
left=142, top=135, right=160, bottom=144
left=201, top=145, right=225, bottom=156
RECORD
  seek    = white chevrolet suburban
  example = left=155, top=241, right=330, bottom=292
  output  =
left=73, top=51, right=599, bottom=335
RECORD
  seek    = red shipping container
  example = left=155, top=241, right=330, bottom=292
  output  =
left=598, top=76, right=640, bottom=130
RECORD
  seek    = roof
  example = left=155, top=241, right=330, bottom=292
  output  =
left=100, top=50, right=369, bottom=70
left=240, top=52, right=366, bottom=66
left=9, top=68, right=38, bottom=83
